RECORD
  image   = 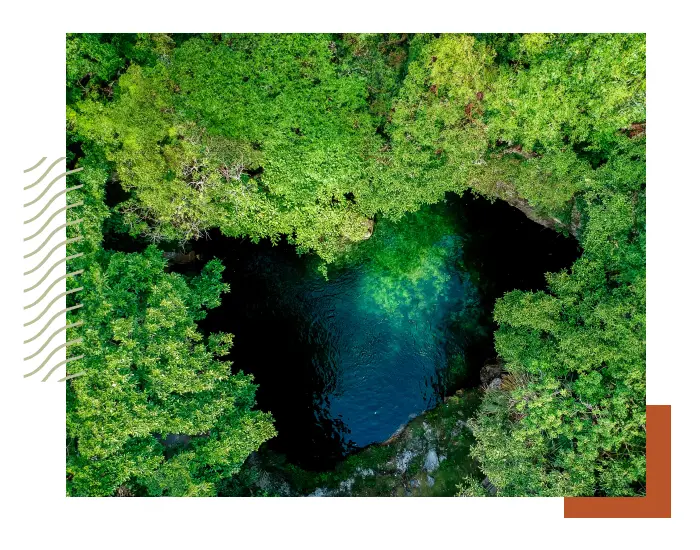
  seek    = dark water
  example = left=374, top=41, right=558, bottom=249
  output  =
left=193, top=194, right=580, bottom=469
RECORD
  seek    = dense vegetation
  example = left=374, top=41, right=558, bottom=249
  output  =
left=66, top=33, right=645, bottom=496
left=65, top=151, right=275, bottom=497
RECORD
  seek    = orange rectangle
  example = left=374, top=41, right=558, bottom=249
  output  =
left=564, top=405, right=671, bottom=518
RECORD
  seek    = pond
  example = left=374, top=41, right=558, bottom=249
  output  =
left=193, top=193, right=580, bottom=469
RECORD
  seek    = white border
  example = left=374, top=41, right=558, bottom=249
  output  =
left=0, top=2, right=696, bottom=547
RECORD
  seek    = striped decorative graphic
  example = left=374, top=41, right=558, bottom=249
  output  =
left=22, top=156, right=85, bottom=382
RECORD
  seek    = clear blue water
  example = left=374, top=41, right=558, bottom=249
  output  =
left=296, top=233, right=480, bottom=449
left=194, top=194, right=579, bottom=468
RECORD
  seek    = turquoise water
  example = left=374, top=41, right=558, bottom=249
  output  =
left=195, top=194, right=579, bottom=468
left=299, top=229, right=480, bottom=449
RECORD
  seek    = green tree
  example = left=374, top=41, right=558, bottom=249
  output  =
left=66, top=33, right=177, bottom=103
left=69, top=34, right=385, bottom=263
left=66, top=33, right=647, bottom=498
left=466, top=137, right=646, bottom=496
left=380, top=33, right=645, bottom=229
left=66, top=246, right=276, bottom=496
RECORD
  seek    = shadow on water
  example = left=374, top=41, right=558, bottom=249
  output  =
left=188, top=193, right=580, bottom=470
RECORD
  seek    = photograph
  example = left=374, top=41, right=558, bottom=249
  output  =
left=62, top=32, right=647, bottom=498
left=7, top=5, right=699, bottom=545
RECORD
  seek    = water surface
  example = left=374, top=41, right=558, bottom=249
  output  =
left=194, top=194, right=579, bottom=468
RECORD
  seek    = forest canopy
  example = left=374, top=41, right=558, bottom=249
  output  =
left=66, top=33, right=645, bottom=497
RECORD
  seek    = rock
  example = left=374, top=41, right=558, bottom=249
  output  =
left=338, top=215, right=376, bottom=246
left=356, top=468, right=374, bottom=477
left=361, top=218, right=375, bottom=240
left=409, top=479, right=421, bottom=489
left=426, top=475, right=435, bottom=488
left=480, top=360, right=503, bottom=386
left=396, top=450, right=417, bottom=474
left=488, top=377, right=502, bottom=390
left=381, top=422, right=408, bottom=446
left=481, top=477, right=498, bottom=496
left=451, top=420, right=470, bottom=438
left=424, top=449, right=439, bottom=473
left=339, top=478, right=355, bottom=493
left=163, top=250, right=200, bottom=264
left=493, top=180, right=579, bottom=237
left=114, top=485, right=134, bottom=497
left=256, top=469, right=292, bottom=496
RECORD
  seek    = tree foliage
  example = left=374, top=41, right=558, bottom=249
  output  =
left=69, top=34, right=387, bottom=261
left=67, top=33, right=646, bottom=497
left=65, top=109, right=275, bottom=497
left=467, top=138, right=646, bottom=497
left=66, top=246, right=275, bottom=496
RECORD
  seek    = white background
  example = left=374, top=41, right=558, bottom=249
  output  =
left=0, top=1, right=697, bottom=548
